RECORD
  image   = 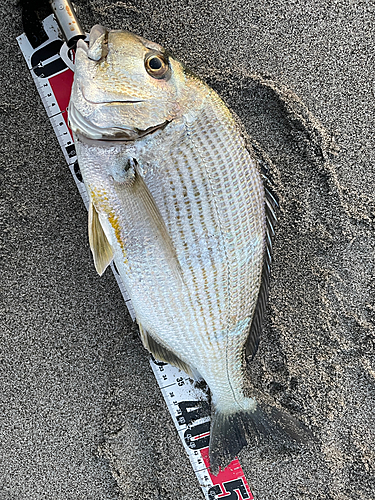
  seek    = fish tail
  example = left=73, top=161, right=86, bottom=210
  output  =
left=209, top=398, right=311, bottom=475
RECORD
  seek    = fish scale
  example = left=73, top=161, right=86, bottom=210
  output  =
left=154, top=116, right=257, bottom=376
left=151, top=136, right=223, bottom=332
left=182, top=98, right=264, bottom=324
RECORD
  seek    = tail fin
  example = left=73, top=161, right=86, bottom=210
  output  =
left=209, top=401, right=311, bottom=475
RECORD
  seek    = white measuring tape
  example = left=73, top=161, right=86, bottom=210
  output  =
left=17, top=15, right=253, bottom=499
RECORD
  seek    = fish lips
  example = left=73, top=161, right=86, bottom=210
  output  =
left=68, top=100, right=170, bottom=142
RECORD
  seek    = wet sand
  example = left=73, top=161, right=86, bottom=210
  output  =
left=1, top=0, right=374, bottom=498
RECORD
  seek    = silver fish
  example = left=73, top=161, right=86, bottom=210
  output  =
left=69, top=25, right=307, bottom=473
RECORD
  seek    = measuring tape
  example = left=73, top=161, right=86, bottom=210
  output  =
left=17, top=15, right=253, bottom=499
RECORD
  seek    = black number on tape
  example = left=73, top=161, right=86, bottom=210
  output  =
left=177, top=401, right=210, bottom=426
left=176, top=377, right=185, bottom=386
left=208, top=479, right=249, bottom=500
left=73, top=161, right=83, bottom=183
left=31, top=40, right=67, bottom=78
left=184, top=421, right=210, bottom=450
left=65, top=144, right=76, bottom=159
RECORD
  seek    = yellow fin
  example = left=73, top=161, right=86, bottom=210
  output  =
left=88, top=201, right=113, bottom=276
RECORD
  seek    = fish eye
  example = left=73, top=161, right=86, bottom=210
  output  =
left=145, top=54, right=169, bottom=79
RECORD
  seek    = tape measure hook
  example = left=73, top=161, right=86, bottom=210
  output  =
left=59, top=42, right=75, bottom=71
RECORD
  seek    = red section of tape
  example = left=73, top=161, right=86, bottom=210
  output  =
left=200, top=448, right=253, bottom=499
left=48, top=68, right=74, bottom=132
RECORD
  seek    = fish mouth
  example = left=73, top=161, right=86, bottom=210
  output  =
left=81, top=92, right=145, bottom=106
left=68, top=102, right=169, bottom=142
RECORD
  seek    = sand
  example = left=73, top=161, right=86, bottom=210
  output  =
left=1, top=0, right=374, bottom=499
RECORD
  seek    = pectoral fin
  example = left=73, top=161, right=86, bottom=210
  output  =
left=132, top=162, right=182, bottom=280
left=88, top=201, right=113, bottom=276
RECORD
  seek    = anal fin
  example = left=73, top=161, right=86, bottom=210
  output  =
left=138, top=323, right=197, bottom=378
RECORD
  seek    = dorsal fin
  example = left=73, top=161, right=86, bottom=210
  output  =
left=245, top=151, right=279, bottom=360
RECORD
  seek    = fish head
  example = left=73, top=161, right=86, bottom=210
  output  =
left=69, top=25, right=189, bottom=141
